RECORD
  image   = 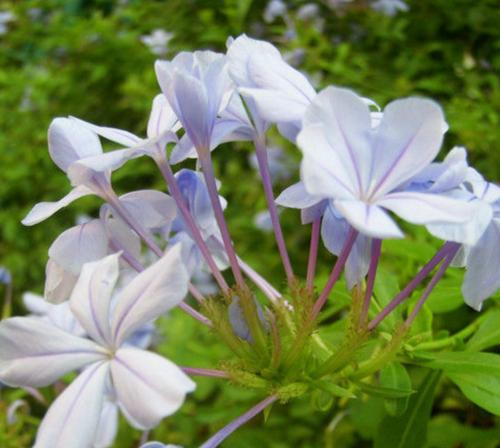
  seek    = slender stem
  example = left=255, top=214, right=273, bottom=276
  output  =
left=139, top=431, right=150, bottom=446
left=178, top=302, right=213, bottom=327
left=105, top=189, right=163, bottom=258
left=200, top=395, right=278, bottom=448
left=306, top=217, right=321, bottom=292
left=181, top=367, right=229, bottom=378
left=360, top=239, right=382, bottom=327
left=155, top=155, right=230, bottom=293
left=254, top=136, right=295, bottom=285
left=368, top=241, right=459, bottom=330
left=209, top=236, right=281, bottom=303
left=310, top=228, right=358, bottom=321
left=2, top=282, right=12, bottom=320
left=105, top=206, right=212, bottom=327
left=189, top=284, right=206, bottom=304
left=198, top=154, right=245, bottom=288
left=404, top=246, right=459, bottom=327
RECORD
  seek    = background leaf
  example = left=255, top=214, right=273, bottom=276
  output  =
left=374, top=369, right=441, bottom=448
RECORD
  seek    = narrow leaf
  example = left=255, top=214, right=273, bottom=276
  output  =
left=374, top=369, right=440, bottom=448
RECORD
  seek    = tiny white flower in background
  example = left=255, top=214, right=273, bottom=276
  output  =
left=141, top=29, right=174, bottom=56
left=296, top=3, right=320, bottom=21
left=0, top=246, right=195, bottom=448
left=371, top=0, right=409, bottom=16
left=249, top=146, right=295, bottom=184
left=263, top=0, right=288, bottom=23
left=254, top=210, right=274, bottom=232
left=0, top=10, right=15, bottom=35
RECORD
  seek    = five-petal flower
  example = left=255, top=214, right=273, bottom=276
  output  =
left=0, top=246, right=195, bottom=448
left=298, top=86, right=479, bottom=239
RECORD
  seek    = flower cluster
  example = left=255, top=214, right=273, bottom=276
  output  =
left=0, top=34, right=498, bottom=447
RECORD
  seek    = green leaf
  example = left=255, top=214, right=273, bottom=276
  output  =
left=419, top=351, right=500, bottom=376
left=446, top=371, right=500, bottom=416
left=315, top=380, right=356, bottom=399
left=425, top=272, right=464, bottom=314
left=418, top=351, right=500, bottom=415
left=374, top=369, right=441, bottom=448
left=466, top=309, right=500, bottom=352
left=355, top=381, right=414, bottom=399
left=428, top=415, right=500, bottom=448
left=311, top=389, right=335, bottom=411
left=380, top=363, right=412, bottom=416
left=373, top=268, right=401, bottom=329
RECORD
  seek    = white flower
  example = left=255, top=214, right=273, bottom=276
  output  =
left=141, top=29, right=174, bottom=56
left=0, top=246, right=195, bottom=448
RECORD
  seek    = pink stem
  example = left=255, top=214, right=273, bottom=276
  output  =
left=368, top=241, right=459, bottom=330
left=210, top=236, right=281, bottom=303
left=105, top=204, right=212, bottom=327
left=198, top=154, right=245, bottom=288
left=404, top=247, right=458, bottom=327
left=360, top=239, right=382, bottom=326
left=306, top=217, right=321, bottom=292
left=155, top=155, right=229, bottom=293
left=254, top=136, right=295, bottom=285
left=310, top=228, right=358, bottom=321
left=201, top=395, right=278, bottom=448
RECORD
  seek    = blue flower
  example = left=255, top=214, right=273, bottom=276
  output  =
left=155, top=51, right=232, bottom=158
left=298, top=87, right=479, bottom=239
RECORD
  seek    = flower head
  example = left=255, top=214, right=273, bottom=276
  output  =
left=227, top=34, right=316, bottom=140
left=299, top=86, right=479, bottom=239
left=0, top=247, right=195, bottom=447
left=155, top=51, right=232, bottom=156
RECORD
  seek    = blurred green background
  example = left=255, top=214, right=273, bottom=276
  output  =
left=0, top=0, right=499, bottom=446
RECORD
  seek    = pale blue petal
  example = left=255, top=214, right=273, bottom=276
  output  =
left=111, top=245, right=188, bottom=347
left=427, top=199, right=493, bottom=246
left=70, top=254, right=120, bottom=347
left=48, top=219, right=108, bottom=276
left=69, top=116, right=141, bottom=147
left=0, top=317, right=106, bottom=387
left=299, top=124, right=358, bottom=201
left=48, top=118, right=102, bottom=173
left=301, top=200, right=328, bottom=224
left=301, top=87, right=372, bottom=196
left=462, top=219, right=500, bottom=310
left=369, top=98, right=446, bottom=199
left=321, top=205, right=370, bottom=288
left=111, top=348, right=195, bottom=430
left=377, top=191, right=480, bottom=225
left=94, top=400, right=118, bottom=448
left=34, top=362, right=109, bottom=448
left=147, top=94, right=178, bottom=139
left=275, top=182, right=322, bottom=209
left=119, top=190, right=176, bottom=232
left=22, top=186, right=94, bottom=226
left=170, top=72, right=211, bottom=150
left=334, top=200, right=403, bottom=239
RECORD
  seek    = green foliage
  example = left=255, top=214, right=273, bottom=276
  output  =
left=1, top=0, right=500, bottom=447
left=421, top=351, right=500, bottom=416
left=374, top=369, right=441, bottom=448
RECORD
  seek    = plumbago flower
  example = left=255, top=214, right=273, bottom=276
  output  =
left=0, top=247, right=195, bottom=448
left=5, top=34, right=500, bottom=448
left=42, top=189, right=175, bottom=303
left=459, top=177, right=500, bottom=309
left=298, top=86, right=479, bottom=240
left=227, top=34, right=316, bottom=141
left=155, top=50, right=233, bottom=158
left=170, top=169, right=228, bottom=273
